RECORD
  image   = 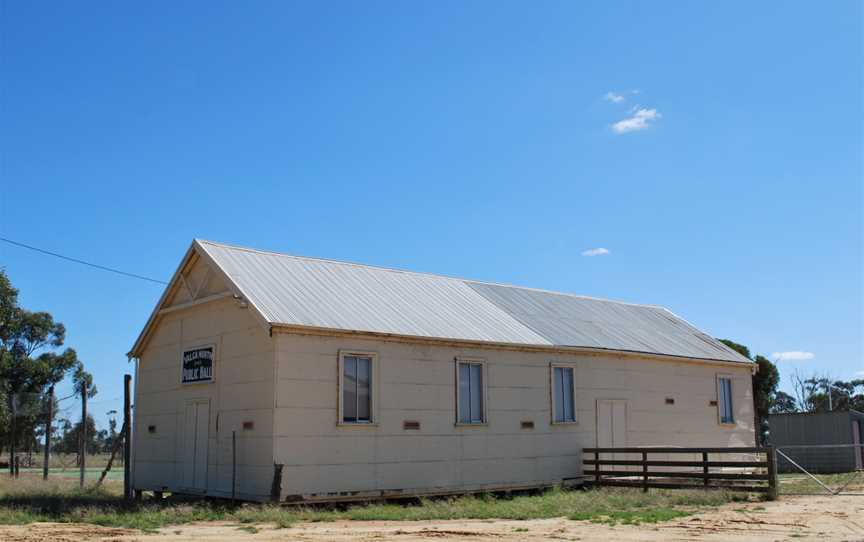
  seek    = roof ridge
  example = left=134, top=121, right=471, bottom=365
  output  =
left=194, top=239, right=665, bottom=310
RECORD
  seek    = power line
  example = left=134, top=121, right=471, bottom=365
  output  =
left=0, top=237, right=168, bottom=285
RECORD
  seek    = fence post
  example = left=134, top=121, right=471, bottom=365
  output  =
left=642, top=451, right=648, bottom=492
left=702, top=451, right=709, bottom=487
left=80, top=380, right=87, bottom=488
left=44, top=385, right=53, bottom=481
left=594, top=451, right=600, bottom=485
left=232, top=430, right=237, bottom=503
left=8, top=394, right=16, bottom=478
left=123, top=374, right=132, bottom=500
left=270, top=464, right=283, bottom=502
left=14, top=456, right=19, bottom=478
left=765, top=446, right=778, bottom=500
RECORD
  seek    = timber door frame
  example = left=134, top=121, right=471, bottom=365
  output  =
left=180, top=398, right=210, bottom=494
left=595, top=399, right=629, bottom=472
left=594, top=398, right=629, bottom=447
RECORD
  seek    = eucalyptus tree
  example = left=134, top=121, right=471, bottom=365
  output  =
left=0, top=270, right=78, bottom=472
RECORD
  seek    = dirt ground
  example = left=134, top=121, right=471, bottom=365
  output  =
left=1, top=494, right=861, bottom=542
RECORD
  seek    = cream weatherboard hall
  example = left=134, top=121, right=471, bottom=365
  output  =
left=127, top=239, right=754, bottom=502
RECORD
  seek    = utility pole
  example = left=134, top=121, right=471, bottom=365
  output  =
left=123, top=374, right=132, bottom=500
left=43, top=385, right=53, bottom=480
left=826, top=383, right=846, bottom=411
left=80, top=380, right=87, bottom=488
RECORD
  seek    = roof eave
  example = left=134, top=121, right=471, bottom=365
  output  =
left=127, top=239, right=272, bottom=359
left=268, top=323, right=755, bottom=367
left=127, top=242, right=199, bottom=359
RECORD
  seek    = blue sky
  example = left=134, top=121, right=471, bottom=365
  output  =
left=1, top=1, right=861, bottom=429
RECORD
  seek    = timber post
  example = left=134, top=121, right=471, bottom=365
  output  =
left=123, top=374, right=132, bottom=500
left=232, top=430, right=237, bottom=503
left=8, top=394, right=15, bottom=478
left=43, top=385, right=53, bottom=480
left=80, top=380, right=87, bottom=488
left=766, top=445, right=778, bottom=500
left=642, top=451, right=648, bottom=492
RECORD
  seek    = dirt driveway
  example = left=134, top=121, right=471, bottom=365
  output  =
left=1, top=494, right=861, bottom=542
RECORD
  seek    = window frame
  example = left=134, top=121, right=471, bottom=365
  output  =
left=716, top=374, right=735, bottom=426
left=549, top=363, right=578, bottom=425
left=337, top=350, right=379, bottom=427
left=454, top=357, right=487, bottom=426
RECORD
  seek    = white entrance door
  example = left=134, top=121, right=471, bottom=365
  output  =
left=182, top=400, right=210, bottom=491
left=596, top=399, right=628, bottom=470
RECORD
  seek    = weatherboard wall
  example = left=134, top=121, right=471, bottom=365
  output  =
left=271, top=332, right=755, bottom=500
left=133, top=297, right=275, bottom=500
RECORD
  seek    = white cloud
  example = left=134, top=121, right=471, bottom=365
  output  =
left=611, top=108, right=661, bottom=134
left=772, top=351, right=815, bottom=362
left=604, top=90, right=640, bottom=103
left=581, top=247, right=610, bottom=257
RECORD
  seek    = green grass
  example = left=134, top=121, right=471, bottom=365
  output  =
left=18, top=468, right=124, bottom=481
left=573, top=508, right=691, bottom=525
left=0, top=475, right=756, bottom=531
left=778, top=472, right=864, bottom=495
left=2, top=454, right=119, bottom=470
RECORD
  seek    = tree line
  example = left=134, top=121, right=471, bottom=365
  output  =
left=0, top=269, right=105, bottom=466
left=720, top=339, right=864, bottom=444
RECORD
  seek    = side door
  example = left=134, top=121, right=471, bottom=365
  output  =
left=596, top=399, right=628, bottom=471
left=181, top=399, right=210, bottom=491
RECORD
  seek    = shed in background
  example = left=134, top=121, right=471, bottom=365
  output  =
left=768, top=410, right=864, bottom=473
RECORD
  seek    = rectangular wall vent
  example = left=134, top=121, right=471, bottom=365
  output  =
left=665, top=397, right=675, bottom=405
left=403, top=420, right=421, bottom=430
left=521, top=420, right=535, bottom=429
left=242, top=421, right=254, bottom=430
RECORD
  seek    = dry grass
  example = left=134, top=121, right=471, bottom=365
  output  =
left=778, top=471, right=864, bottom=495
left=0, top=473, right=758, bottom=531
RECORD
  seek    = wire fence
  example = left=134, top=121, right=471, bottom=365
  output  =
left=1, top=388, right=123, bottom=481
left=776, top=444, right=864, bottom=496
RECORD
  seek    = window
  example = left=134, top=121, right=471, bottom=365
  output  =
left=552, top=365, right=576, bottom=423
left=341, top=353, right=373, bottom=423
left=457, top=360, right=485, bottom=424
left=718, top=376, right=734, bottom=424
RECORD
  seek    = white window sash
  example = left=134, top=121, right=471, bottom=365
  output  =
left=457, top=361, right=485, bottom=424
left=342, top=354, right=373, bottom=424
left=552, top=366, right=576, bottom=423
left=718, top=376, right=734, bottom=424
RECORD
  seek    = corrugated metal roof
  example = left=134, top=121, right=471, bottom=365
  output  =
left=194, top=239, right=750, bottom=364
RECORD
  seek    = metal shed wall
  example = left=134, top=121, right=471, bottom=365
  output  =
left=768, top=411, right=860, bottom=473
